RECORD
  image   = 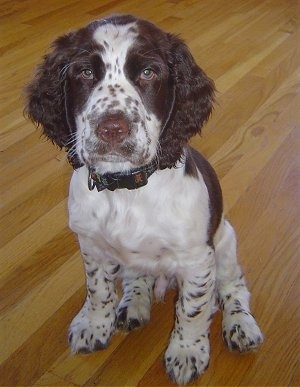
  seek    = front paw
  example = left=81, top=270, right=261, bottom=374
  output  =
left=116, top=296, right=151, bottom=331
left=164, top=334, right=210, bottom=385
left=68, top=308, right=115, bottom=354
left=222, top=311, right=263, bottom=352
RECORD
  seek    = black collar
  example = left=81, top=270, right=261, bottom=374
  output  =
left=88, top=162, right=158, bottom=192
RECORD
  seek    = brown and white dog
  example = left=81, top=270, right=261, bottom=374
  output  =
left=25, top=14, right=263, bottom=384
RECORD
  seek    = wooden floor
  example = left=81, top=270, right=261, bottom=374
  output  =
left=1, top=0, right=299, bottom=385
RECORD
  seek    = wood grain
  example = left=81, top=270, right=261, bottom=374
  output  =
left=1, top=0, right=299, bottom=385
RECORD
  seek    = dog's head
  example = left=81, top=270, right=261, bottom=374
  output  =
left=25, top=15, right=214, bottom=173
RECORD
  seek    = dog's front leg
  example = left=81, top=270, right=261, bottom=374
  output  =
left=164, top=258, right=216, bottom=385
left=68, top=237, right=120, bottom=354
left=215, top=220, right=263, bottom=352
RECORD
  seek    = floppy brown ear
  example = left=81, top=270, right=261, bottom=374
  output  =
left=24, top=34, right=83, bottom=168
left=25, top=35, right=73, bottom=147
left=159, top=35, right=215, bottom=168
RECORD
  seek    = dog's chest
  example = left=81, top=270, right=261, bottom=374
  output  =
left=69, top=168, right=210, bottom=273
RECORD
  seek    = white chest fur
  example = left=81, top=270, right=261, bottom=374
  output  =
left=68, top=166, right=212, bottom=275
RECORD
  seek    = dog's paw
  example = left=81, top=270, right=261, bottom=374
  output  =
left=222, top=311, right=263, bottom=352
left=164, top=334, right=210, bottom=385
left=116, top=296, right=151, bottom=331
left=68, top=309, right=115, bottom=354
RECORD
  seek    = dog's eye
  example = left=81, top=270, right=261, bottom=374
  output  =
left=81, top=69, right=94, bottom=80
left=140, top=68, right=156, bottom=81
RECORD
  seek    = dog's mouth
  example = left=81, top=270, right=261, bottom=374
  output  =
left=98, top=153, right=129, bottom=162
left=83, top=136, right=133, bottom=160
left=80, top=143, right=153, bottom=174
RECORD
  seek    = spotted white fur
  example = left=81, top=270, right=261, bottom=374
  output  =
left=68, top=162, right=263, bottom=384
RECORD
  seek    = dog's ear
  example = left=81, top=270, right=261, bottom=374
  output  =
left=159, top=35, right=215, bottom=168
left=24, top=34, right=83, bottom=168
left=25, top=34, right=74, bottom=147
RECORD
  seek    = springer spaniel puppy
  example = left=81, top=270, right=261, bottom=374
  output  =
left=25, top=14, right=263, bottom=384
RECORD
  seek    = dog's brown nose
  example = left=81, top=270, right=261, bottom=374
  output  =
left=97, top=116, right=130, bottom=145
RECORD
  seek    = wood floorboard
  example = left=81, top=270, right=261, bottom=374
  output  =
left=1, top=0, right=299, bottom=386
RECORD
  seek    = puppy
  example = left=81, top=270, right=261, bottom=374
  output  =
left=25, top=14, right=263, bottom=385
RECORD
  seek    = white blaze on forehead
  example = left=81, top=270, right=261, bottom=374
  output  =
left=75, top=21, right=162, bottom=173
left=93, top=22, right=138, bottom=72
